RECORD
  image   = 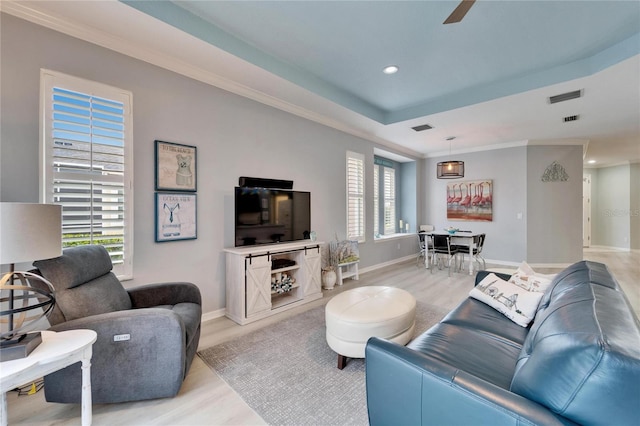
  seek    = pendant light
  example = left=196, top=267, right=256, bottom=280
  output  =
left=437, top=137, right=464, bottom=179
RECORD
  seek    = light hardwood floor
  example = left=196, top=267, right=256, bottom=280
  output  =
left=5, top=249, right=638, bottom=425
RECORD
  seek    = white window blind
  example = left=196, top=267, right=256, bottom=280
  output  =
left=373, top=165, right=379, bottom=237
left=346, top=151, right=365, bottom=242
left=41, top=70, right=133, bottom=278
left=383, top=167, right=396, bottom=235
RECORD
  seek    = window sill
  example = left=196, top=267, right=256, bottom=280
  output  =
left=374, top=233, right=415, bottom=243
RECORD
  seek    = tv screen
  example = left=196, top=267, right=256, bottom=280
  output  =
left=234, top=187, right=311, bottom=246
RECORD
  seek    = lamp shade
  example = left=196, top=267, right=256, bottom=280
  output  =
left=0, top=203, right=62, bottom=265
left=437, top=161, right=465, bottom=179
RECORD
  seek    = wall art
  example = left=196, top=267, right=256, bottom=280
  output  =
left=446, top=179, right=493, bottom=221
left=155, top=192, right=197, bottom=242
left=541, top=161, right=569, bottom=182
left=155, top=140, right=197, bottom=191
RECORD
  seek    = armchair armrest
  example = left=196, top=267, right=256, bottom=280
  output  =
left=365, top=338, right=576, bottom=426
left=127, top=281, right=201, bottom=308
left=47, top=308, right=187, bottom=403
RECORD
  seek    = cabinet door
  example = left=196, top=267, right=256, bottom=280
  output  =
left=301, top=248, right=322, bottom=297
left=245, top=256, right=271, bottom=317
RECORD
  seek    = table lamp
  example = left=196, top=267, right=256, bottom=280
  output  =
left=0, top=202, right=61, bottom=361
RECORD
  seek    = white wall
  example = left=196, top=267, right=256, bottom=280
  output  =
left=590, top=164, right=633, bottom=249
left=0, top=14, right=422, bottom=315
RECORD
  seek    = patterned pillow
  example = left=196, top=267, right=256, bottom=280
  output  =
left=470, top=273, right=544, bottom=327
left=508, top=261, right=555, bottom=293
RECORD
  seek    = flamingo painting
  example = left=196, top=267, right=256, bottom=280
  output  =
left=447, top=180, right=493, bottom=222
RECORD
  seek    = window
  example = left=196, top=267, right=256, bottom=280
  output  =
left=374, top=156, right=403, bottom=237
left=346, top=151, right=365, bottom=242
left=373, top=165, right=379, bottom=237
left=383, top=167, right=396, bottom=235
left=40, top=70, right=133, bottom=278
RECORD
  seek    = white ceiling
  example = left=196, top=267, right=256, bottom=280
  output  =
left=4, top=0, right=639, bottom=167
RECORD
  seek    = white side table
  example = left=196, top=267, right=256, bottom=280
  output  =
left=336, top=261, right=359, bottom=286
left=0, top=329, right=97, bottom=426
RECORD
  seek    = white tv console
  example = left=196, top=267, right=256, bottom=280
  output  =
left=224, top=240, right=323, bottom=325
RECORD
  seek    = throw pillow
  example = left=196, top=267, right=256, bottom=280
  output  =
left=508, top=261, right=555, bottom=293
left=470, top=273, right=544, bottom=327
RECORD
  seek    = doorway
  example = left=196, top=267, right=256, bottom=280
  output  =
left=583, top=174, right=591, bottom=247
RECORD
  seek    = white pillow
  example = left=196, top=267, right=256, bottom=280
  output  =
left=470, top=273, right=544, bottom=327
left=508, top=261, right=555, bottom=293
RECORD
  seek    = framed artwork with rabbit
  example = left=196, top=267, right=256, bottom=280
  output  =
left=155, top=140, right=197, bottom=192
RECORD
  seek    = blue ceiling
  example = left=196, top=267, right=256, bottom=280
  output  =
left=122, top=0, right=640, bottom=125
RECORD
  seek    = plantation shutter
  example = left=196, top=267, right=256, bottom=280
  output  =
left=346, top=151, right=365, bottom=242
left=41, top=70, right=133, bottom=278
left=373, top=165, right=379, bottom=237
left=383, top=167, right=396, bottom=235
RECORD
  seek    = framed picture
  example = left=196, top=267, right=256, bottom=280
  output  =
left=155, top=140, right=197, bottom=192
left=155, top=192, right=197, bottom=242
left=446, top=179, right=493, bottom=222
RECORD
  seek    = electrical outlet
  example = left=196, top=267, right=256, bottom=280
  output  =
left=113, top=334, right=130, bottom=342
left=397, top=243, right=401, bottom=250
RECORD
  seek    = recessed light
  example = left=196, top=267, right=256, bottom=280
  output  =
left=588, top=160, right=596, bottom=164
left=383, top=65, right=399, bottom=74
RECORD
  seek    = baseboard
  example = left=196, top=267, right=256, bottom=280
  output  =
left=358, top=254, right=416, bottom=275
left=202, top=308, right=226, bottom=324
left=586, top=245, right=632, bottom=252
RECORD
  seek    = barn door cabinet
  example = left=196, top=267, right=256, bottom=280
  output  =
left=224, top=241, right=323, bottom=325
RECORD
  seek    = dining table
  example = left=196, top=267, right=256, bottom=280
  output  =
left=426, top=230, right=482, bottom=275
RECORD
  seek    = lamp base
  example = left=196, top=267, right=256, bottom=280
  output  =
left=0, top=332, right=43, bottom=362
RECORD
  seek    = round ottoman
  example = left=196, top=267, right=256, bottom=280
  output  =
left=325, top=286, right=416, bottom=369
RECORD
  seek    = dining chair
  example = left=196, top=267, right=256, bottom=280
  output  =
left=456, top=233, right=486, bottom=273
left=416, top=232, right=432, bottom=268
left=430, top=234, right=460, bottom=276
left=473, top=233, right=487, bottom=270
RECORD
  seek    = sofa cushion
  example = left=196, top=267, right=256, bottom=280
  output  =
left=469, top=273, right=544, bottom=327
left=441, top=298, right=529, bottom=346
left=408, top=322, right=523, bottom=389
left=511, top=261, right=640, bottom=426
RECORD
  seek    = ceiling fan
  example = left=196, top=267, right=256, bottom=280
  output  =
left=443, top=0, right=476, bottom=24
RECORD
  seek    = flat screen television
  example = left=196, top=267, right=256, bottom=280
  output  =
left=234, top=187, right=311, bottom=247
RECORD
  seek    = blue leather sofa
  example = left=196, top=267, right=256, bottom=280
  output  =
left=365, top=261, right=640, bottom=425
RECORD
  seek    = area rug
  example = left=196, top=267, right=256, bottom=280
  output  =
left=197, top=301, right=449, bottom=426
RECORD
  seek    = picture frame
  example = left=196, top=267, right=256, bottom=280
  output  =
left=446, top=179, right=493, bottom=222
left=155, top=140, right=197, bottom=192
left=155, top=192, right=197, bottom=242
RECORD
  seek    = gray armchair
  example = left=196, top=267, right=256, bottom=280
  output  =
left=32, top=244, right=202, bottom=404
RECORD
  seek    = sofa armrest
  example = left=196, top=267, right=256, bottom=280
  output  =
left=127, top=282, right=201, bottom=308
left=365, top=338, right=577, bottom=426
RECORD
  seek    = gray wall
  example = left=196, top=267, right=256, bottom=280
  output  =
left=423, top=144, right=584, bottom=265
left=423, top=147, right=529, bottom=264
left=526, top=145, right=583, bottom=263
left=0, top=14, right=422, bottom=315
left=632, top=163, right=640, bottom=250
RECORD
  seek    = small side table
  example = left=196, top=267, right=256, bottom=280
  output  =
left=336, top=261, right=359, bottom=286
left=0, top=329, right=97, bottom=426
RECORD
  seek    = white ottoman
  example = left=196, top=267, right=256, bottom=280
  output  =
left=325, top=286, right=416, bottom=369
